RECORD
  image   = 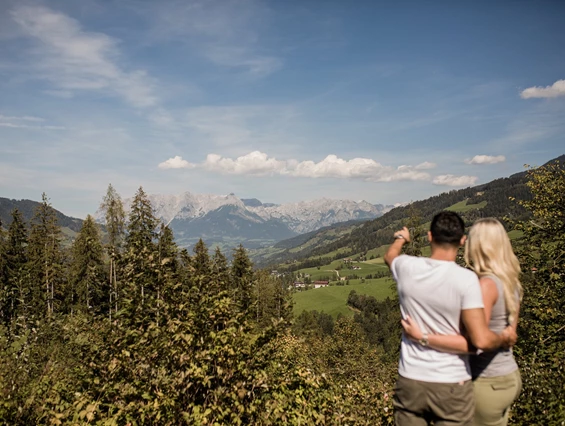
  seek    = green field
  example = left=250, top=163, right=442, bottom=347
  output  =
left=446, top=199, right=488, bottom=213
left=292, top=277, right=395, bottom=317
left=297, top=258, right=389, bottom=281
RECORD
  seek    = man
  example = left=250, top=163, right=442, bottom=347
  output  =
left=384, top=211, right=515, bottom=426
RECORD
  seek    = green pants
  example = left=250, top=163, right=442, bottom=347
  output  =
left=472, top=370, right=522, bottom=426
left=394, top=375, right=474, bottom=425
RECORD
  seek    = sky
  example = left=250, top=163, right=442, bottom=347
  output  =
left=1, top=0, right=564, bottom=218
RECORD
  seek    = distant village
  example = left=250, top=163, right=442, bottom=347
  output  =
left=271, top=256, right=386, bottom=291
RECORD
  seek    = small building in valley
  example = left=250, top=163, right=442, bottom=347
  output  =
left=313, top=280, right=329, bottom=288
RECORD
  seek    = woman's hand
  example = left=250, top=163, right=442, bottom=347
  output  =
left=501, top=325, right=517, bottom=348
left=401, top=315, right=423, bottom=341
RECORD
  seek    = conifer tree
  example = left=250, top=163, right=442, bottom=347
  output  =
left=212, top=246, right=230, bottom=294
left=157, top=224, right=178, bottom=308
left=192, top=239, right=211, bottom=277
left=177, top=248, right=194, bottom=293
left=68, top=215, right=104, bottom=315
left=123, top=186, right=158, bottom=309
left=187, top=239, right=211, bottom=300
left=254, top=270, right=293, bottom=327
left=404, top=203, right=424, bottom=257
left=231, top=244, right=254, bottom=314
left=99, top=184, right=125, bottom=318
left=254, top=269, right=274, bottom=326
left=1, top=209, right=28, bottom=324
left=26, top=193, right=63, bottom=317
left=271, top=274, right=293, bottom=323
left=0, top=217, right=6, bottom=321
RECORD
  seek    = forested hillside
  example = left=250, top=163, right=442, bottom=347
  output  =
left=0, top=185, right=397, bottom=424
left=0, top=161, right=563, bottom=424
left=0, top=196, right=83, bottom=233
left=261, top=156, right=565, bottom=268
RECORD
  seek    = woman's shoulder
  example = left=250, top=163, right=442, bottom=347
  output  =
left=479, top=275, right=503, bottom=291
left=479, top=275, right=500, bottom=304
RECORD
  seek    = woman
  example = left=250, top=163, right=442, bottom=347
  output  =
left=401, top=218, right=522, bottom=426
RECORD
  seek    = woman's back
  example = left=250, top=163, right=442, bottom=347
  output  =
left=470, top=275, right=518, bottom=379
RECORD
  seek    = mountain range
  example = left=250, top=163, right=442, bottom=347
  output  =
left=1, top=192, right=393, bottom=251
left=255, top=154, right=564, bottom=268
left=5, top=154, right=562, bottom=258
left=120, top=192, right=393, bottom=249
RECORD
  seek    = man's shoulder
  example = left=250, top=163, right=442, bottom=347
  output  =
left=451, top=264, right=479, bottom=280
left=393, top=254, right=418, bottom=264
left=391, top=254, right=418, bottom=269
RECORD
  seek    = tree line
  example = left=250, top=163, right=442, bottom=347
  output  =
left=0, top=158, right=563, bottom=424
left=0, top=184, right=396, bottom=424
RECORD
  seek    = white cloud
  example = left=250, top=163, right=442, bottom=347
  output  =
left=11, top=5, right=158, bottom=108
left=290, top=156, right=430, bottom=181
left=520, top=79, right=565, bottom=99
left=205, top=46, right=282, bottom=77
left=0, top=114, right=65, bottom=130
left=433, top=175, right=478, bottom=187
left=464, top=155, right=506, bottom=165
left=0, top=122, right=66, bottom=130
left=159, top=151, right=434, bottom=182
left=0, top=114, right=45, bottom=122
left=414, top=161, right=437, bottom=170
left=184, top=106, right=255, bottom=146
left=158, top=156, right=193, bottom=169
left=150, top=0, right=281, bottom=77
left=203, top=151, right=287, bottom=175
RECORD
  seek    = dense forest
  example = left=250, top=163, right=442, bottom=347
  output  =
left=0, top=161, right=564, bottom=424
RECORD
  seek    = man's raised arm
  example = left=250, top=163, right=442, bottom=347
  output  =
left=384, top=227, right=410, bottom=267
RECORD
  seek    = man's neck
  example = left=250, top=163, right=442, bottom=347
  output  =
left=430, top=244, right=459, bottom=262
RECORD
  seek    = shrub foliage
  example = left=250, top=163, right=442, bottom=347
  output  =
left=0, top=162, right=563, bottom=425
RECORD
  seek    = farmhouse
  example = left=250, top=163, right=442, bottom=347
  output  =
left=313, top=280, right=329, bottom=288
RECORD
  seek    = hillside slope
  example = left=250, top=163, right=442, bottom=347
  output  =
left=261, top=155, right=565, bottom=268
left=0, top=197, right=83, bottom=233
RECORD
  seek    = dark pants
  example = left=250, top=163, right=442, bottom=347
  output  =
left=394, top=375, right=474, bottom=425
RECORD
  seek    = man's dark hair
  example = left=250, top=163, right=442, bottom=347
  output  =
left=430, top=211, right=465, bottom=246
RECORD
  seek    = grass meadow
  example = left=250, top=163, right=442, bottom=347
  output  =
left=292, top=277, right=395, bottom=317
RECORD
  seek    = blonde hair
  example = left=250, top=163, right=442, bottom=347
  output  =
left=464, top=218, right=523, bottom=324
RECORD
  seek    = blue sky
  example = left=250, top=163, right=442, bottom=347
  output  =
left=1, top=0, right=564, bottom=218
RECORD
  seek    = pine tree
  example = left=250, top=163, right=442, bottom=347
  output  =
left=68, top=215, right=105, bottom=315
left=0, top=217, right=6, bottom=322
left=192, top=239, right=211, bottom=277
left=1, top=209, right=28, bottom=324
left=231, top=244, right=254, bottom=315
left=123, top=186, right=158, bottom=309
left=271, top=274, right=293, bottom=323
left=191, top=239, right=212, bottom=296
left=99, top=184, right=125, bottom=319
left=26, top=193, right=64, bottom=317
left=157, top=224, right=178, bottom=309
left=177, top=248, right=194, bottom=294
left=212, top=246, right=230, bottom=294
left=254, top=269, right=274, bottom=326
left=403, top=203, right=424, bottom=257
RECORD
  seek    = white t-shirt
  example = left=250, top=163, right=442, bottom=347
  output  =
left=391, top=254, right=484, bottom=383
